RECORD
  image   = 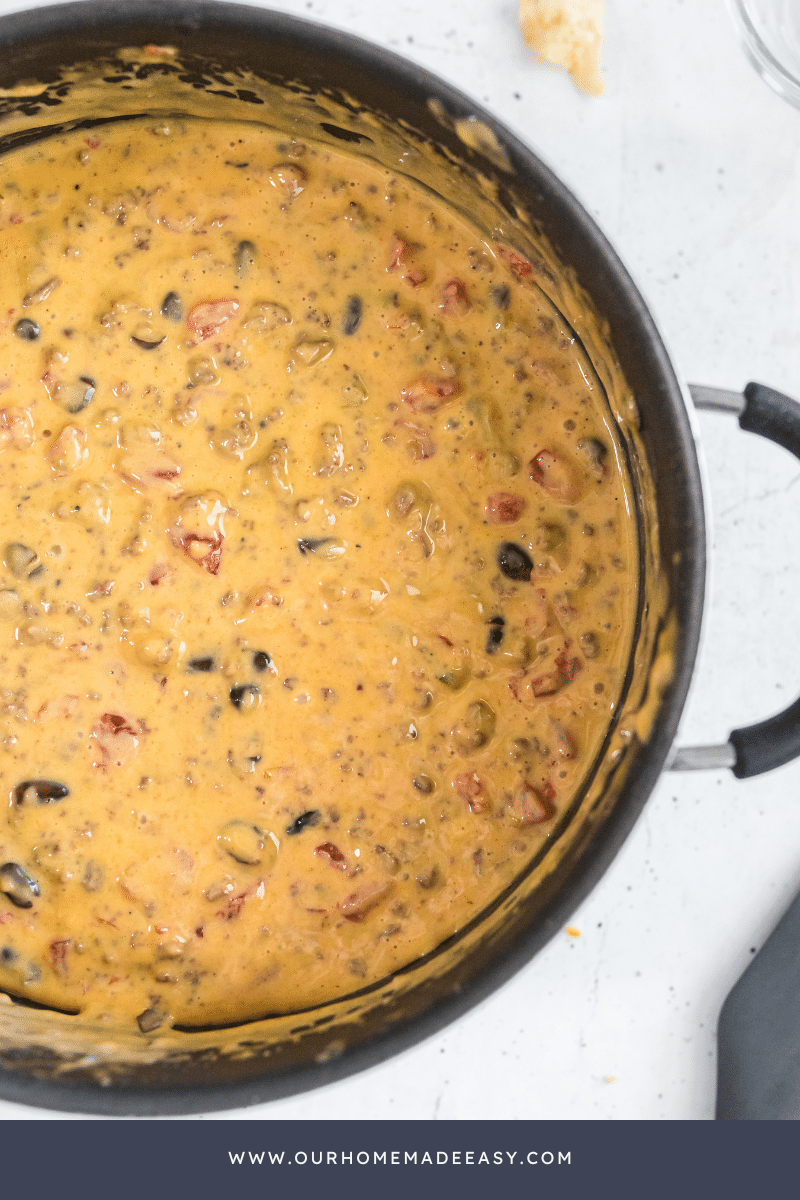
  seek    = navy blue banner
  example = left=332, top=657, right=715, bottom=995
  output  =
left=0, top=1119, right=793, bottom=1199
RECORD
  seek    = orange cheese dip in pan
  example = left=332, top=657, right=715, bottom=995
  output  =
left=0, top=117, right=637, bottom=1030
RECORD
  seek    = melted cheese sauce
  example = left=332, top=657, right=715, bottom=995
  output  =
left=0, top=118, right=637, bottom=1030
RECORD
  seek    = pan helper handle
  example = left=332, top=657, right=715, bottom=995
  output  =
left=669, top=382, right=800, bottom=778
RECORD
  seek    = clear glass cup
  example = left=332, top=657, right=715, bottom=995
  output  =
left=729, top=0, right=800, bottom=108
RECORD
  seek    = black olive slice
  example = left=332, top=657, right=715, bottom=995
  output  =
left=130, top=334, right=166, bottom=351
left=229, top=683, right=260, bottom=708
left=218, top=819, right=267, bottom=865
left=576, top=436, right=607, bottom=478
left=343, top=295, right=362, bottom=336
left=486, top=615, right=505, bottom=654
left=13, top=779, right=69, bottom=805
left=13, top=318, right=39, bottom=341
left=233, top=239, right=257, bottom=278
left=496, top=542, right=533, bottom=582
left=4, top=542, right=40, bottom=579
left=137, top=1005, right=166, bottom=1033
left=62, top=375, right=96, bottom=413
left=297, top=537, right=333, bottom=555
left=0, top=862, right=40, bottom=908
left=161, top=291, right=182, bottom=321
left=491, top=284, right=511, bottom=311
left=285, top=809, right=321, bottom=836
left=188, top=656, right=215, bottom=672
left=412, top=774, right=435, bottom=794
left=319, top=123, right=371, bottom=144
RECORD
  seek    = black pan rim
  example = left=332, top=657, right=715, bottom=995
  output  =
left=0, top=0, right=706, bottom=1115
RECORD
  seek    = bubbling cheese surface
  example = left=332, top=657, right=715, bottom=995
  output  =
left=0, top=118, right=636, bottom=1030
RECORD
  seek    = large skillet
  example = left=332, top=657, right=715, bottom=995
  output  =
left=0, top=0, right=797, bottom=1116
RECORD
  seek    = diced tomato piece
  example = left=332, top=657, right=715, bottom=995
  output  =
left=315, top=842, right=348, bottom=871
left=509, top=643, right=581, bottom=706
left=118, top=447, right=182, bottom=496
left=554, top=644, right=582, bottom=683
left=338, top=879, right=392, bottom=921
left=147, top=561, right=174, bottom=587
left=215, top=878, right=264, bottom=920
left=508, top=780, right=555, bottom=826
left=36, top=695, right=79, bottom=722
left=439, top=278, right=470, bottom=316
left=530, top=648, right=581, bottom=697
left=388, top=239, right=405, bottom=271
left=495, top=241, right=533, bottom=279
left=170, top=493, right=228, bottom=575
left=387, top=238, right=427, bottom=287
left=453, top=770, right=490, bottom=813
left=171, top=530, right=223, bottom=576
left=217, top=892, right=247, bottom=920
left=90, top=713, right=143, bottom=769
left=550, top=720, right=576, bottom=760
left=401, top=374, right=462, bottom=414
left=187, top=299, right=240, bottom=343
left=485, top=492, right=526, bottom=523
left=529, top=668, right=564, bottom=697
left=49, top=939, right=70, bottom=976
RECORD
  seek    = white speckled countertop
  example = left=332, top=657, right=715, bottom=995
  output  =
left=1, top=0, right=799, bottom=1122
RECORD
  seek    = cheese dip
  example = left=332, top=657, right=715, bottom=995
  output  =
left=0, top=118, right=637, bottom=1030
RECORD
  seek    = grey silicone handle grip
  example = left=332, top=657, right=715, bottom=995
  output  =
left=728, top=384, right=800, bottom=777
left=671, top=383, right=800, bottom=778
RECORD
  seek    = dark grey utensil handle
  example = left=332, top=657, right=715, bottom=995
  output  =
left=717, top=883, right=800, bottom=1119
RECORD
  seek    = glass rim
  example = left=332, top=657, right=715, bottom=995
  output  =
left=728, top=0, right=800, bottom=108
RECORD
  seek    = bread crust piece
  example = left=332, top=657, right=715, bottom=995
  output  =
left=519, top=0, right=605, bottom=95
